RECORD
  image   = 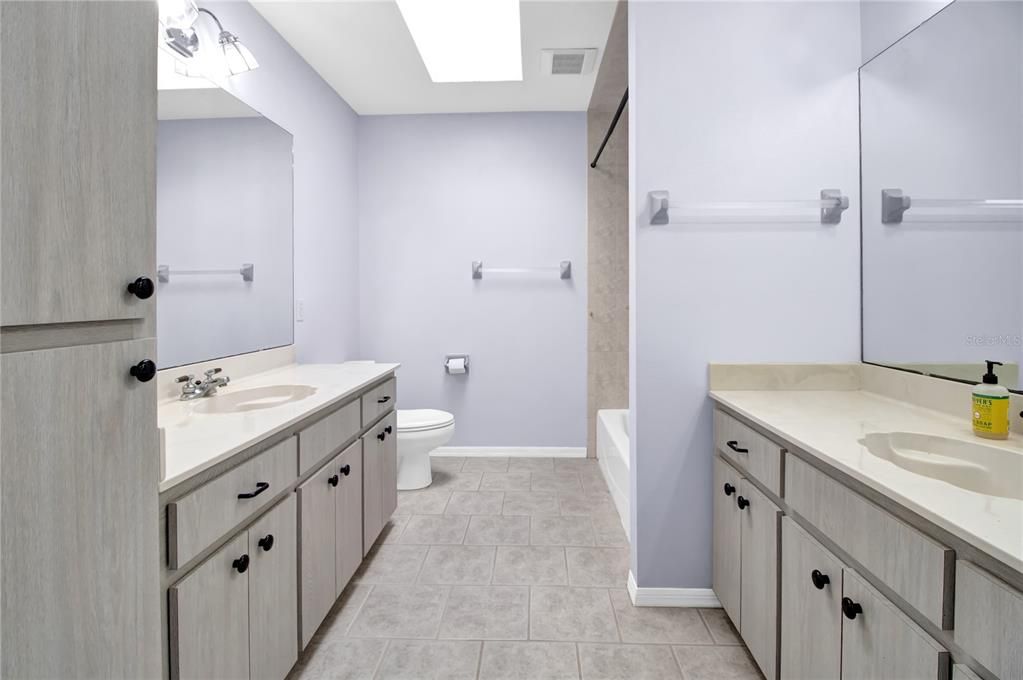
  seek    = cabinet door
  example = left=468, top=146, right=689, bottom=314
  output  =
left=298, top=461, right=338, bottom=648
left=739, top=479, right=781, bottom=680
left=841, top=569, right=950, bottom=680
left=249, top=496, right=298, bottom=680
left=780, top=517, right=843, bottom=680
left=1, top=339, right=160, bottom=679
left=712, top=455, right=743, bottom=627
left=169, top=533, right=250, bottom=680
left=335, top=441, right=364, bottom=596
left=362, top=429, right=384, bottom=556
left=380, top=410, right=398, bottom=522
left=1, top=1, right=156, bottom=326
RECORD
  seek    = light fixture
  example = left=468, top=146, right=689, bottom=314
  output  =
left=396, top=0, right=523, bottom=83
left=157, top=0, right=259, bottom=76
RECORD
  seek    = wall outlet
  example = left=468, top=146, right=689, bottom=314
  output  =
left=295, top=299, right=305, bottom=322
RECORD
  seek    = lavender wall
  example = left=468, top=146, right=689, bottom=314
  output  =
left=157, top=117, right=293, bottom=367
left=358, top=113, right=587, bottom=447
left=629, top=1, right=862, bottom=588
left=195, top=2, right=360, bottom=363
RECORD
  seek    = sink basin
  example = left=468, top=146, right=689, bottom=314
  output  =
left=861, top=432, right=1023, bottom=500
left=193, top=384, right=317, bottom=414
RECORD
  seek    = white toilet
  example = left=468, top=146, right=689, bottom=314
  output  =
left=396, top=409, right=455, bottom=490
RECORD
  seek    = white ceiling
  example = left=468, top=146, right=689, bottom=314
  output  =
left=251, top=0, right=618, bottom=115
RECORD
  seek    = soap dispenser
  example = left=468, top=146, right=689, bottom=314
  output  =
left=972, top=360, right=1010, bottom=440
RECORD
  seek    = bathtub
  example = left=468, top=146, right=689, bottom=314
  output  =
left=597, top=409, right=630, bottom=540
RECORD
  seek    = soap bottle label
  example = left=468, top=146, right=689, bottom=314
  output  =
left=972, top=394, right=1009, bottom=437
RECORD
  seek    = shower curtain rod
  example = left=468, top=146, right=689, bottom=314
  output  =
left=589, top=88, right=628, bottom=169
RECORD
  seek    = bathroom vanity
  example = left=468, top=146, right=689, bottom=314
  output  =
left=158, top=362, right=398, bottom=680
left=708, top=366, right=1023, bottom=680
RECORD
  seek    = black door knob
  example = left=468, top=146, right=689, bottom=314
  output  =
left=385, top=425, right=393, bottom=435
left=126, top=276, right=155, bottom=300
left=258, top=534, right=274, bottom=552
left=811, top=569, right=830, bottom=590
left=377, top=432, right=386, bottom=441
left=842, top=597, right=863, bottom=620
left=233, top=554, right=250, bottom=573
left=328, top=474, right=339, bottom=487
left=736, top=495, right=750, bottom=510
left=340, top=464, right=351, bottom=476
left=723, top=483, right=736, bottom=496
left=129, top=359, right=157, bottom=382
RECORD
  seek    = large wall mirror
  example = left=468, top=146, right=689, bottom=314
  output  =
left=157, top=50, right=294, bottom=368
left=861, top=0, right=1023, bottom=388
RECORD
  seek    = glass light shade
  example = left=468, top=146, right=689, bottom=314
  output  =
left=219, top=32, right=259, bottom=75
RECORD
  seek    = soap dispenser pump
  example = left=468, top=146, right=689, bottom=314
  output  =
left=972, top=360, right=1010, bottom=439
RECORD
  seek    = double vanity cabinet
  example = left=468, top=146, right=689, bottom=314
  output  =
left=712, top=406, right=1023, bottom=680
left=161, top=375, right=398, bottom=680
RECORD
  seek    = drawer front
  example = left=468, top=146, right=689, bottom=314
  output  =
left=361, top=377, right=396, bottom=426
left=298, top=399, right=360, bottom=475
left=785, top=454, right=953, bottom=629
left=841, top=569, right=949, bottom=680
left=954, top=560, right=1023, bottom=680
left=169, top=437, right=298, bottom=569
left=713, top=409, right=783, bottom=495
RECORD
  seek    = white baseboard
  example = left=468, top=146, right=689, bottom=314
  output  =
left=627, top=571, right=721, bottom=608
left=432, top=446, right=587, bottom=459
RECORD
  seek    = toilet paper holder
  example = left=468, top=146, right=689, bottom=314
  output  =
left=445, top=354, right=470, bottom=375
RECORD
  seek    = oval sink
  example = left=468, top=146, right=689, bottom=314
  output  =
left=193, top=384, right=317, bottom=414
left=861, top=432, right=1023, bottom=500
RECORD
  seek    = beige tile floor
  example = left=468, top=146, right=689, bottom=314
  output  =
left=289, top=456, right=762, bottom=680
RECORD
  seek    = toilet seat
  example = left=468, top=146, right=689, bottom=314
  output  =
left=398, top=409, right=455, bottom=433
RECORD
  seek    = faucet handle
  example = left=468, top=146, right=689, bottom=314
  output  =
left=175, top=374, right=194, bottom=384
left=204, top=367, right=222, bottom=378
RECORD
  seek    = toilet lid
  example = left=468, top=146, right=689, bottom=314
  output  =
left=398, top=409, right=455, bottom=433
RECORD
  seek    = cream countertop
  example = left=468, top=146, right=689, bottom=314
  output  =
left=159, top=362, right=399, bottom=493
left=710, top=389, right=1023, bottom=575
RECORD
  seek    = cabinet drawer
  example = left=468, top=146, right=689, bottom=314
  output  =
left=713, top=409, right=783, bottom=495
left=841, top=569, right=949, bottom=680
left=361, top=378, right=396, bottom=426
left=954, top=560, right=1023, bottom=680
left=785, top=454, right=953, bottom=629
left=298, top=400, right=360, bottom=475
left=168, top=437, right=298, bottom=569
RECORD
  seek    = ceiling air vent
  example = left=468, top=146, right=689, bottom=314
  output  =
left=540, top=48, right=598, bottom=76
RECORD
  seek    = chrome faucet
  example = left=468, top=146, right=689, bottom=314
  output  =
left=176, top=367, right=230, bottom=400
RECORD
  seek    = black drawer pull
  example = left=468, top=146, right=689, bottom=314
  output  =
left=811, top=569, right=830, bottom=590
left=233, top=554, right=250, bottom=574
left=736, top=495, right=750, bottom=510
left=726, top=440, right=749, bottom=454
left=723, top=483, right=736, bottom=496
left=377, top=431, right=386, bottom=441
left=340, top=464, right=351, bottom=476
left=328, top=474, right=339, bottom=487
left=127, top=276, right=155, bottom=300
left=237, top=482, right=269, bottom=499
left=258, top=534, right=274, bottom=552
left=129, top=359, right=157, bottom=383
left=842, top=597, right=863, bottom=620
left=377, top=395, right=391, bottom=404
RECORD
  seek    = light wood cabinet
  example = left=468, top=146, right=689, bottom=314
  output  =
left=953, top=560, right=1023, bottom=680
left=1, top=339, right=161, bottom=679
left=298, top=399, right=360, bottom=475
left=1, top=1, right=156, bottom=326
left=334, top=441, right=365, bottom=596
left=712, top=455, right=743, bottom=626
left=714, top=410, right=783, bottom=495
left=779, top=517, right=843, bottom=680
left=738, top=479, right=781, bottom=680
left=298, top=455, right=340, bottom=648
left=361, top=378, right=397, bottom=426
left=362, top=411, right=398, bottom=553
left=841, top=569, right=949, bottom=680
left=170, top=533, right=251, bottom=680
left=248, top=496, right=298, bottom=680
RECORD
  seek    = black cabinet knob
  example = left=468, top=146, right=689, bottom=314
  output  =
left=377, top=432, right=386, bottom=441
left=258, top=534, right=274, bottom=552
left=340, top=464, right=351, bottom=476
left=723, top=483, right=736, bottom=496
left=726, top=440, right=749, bottom=454
left=233, top=554, right=250, bottom=574
left=811, top=569, right=830, bottom=590
left=842, top=597, right=863, bottom=620
left=126, top=276, right=155, bottom=300
left=385, top=425, right=393, bottom=435
left=328, top=474, right=339, bottom=487
left=129, top=359, right=157, bottom=382
left=736, top=495, right=750, bottom=510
